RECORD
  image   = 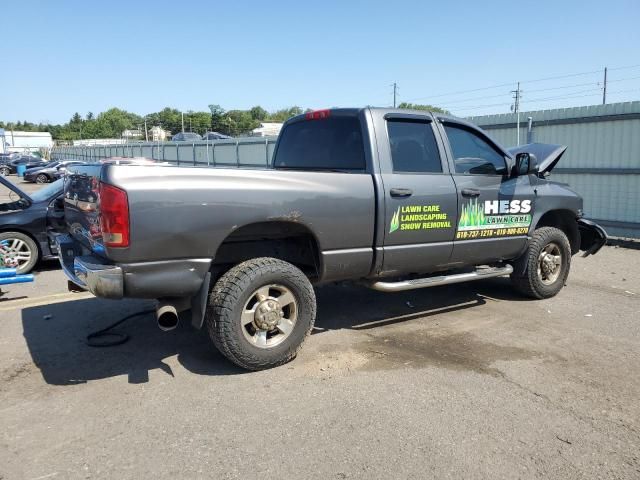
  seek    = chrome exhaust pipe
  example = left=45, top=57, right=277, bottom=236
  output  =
left=157, top=302, right=179, bottom=331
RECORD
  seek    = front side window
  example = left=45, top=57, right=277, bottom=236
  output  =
left=444, top=124, right=507, bottom=175
left=274, top=116, right=365, bottom=171
left=387, top=120, right=442, bottom=173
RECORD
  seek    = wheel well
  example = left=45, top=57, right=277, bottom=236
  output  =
left=212, top=222, right=321, bottom=281
left=535, top=210, right=580, bottom=254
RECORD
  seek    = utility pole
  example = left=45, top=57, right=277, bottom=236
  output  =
left=392, top=82, right=398, bottom=108
left=603, top=67, right=608, bottom=105
left=144, top=117, right=148, bottom=142
left=511, top=82, right=521, bottom=146
left=181, top=112, right=185, bottom=133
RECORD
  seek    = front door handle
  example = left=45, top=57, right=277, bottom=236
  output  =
left=390, top=188, right=413, bottom=198
left=461, top=188, right=481, bottom=197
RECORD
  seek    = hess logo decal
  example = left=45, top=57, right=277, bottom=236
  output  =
left=484, top=200, right=532, bottom=215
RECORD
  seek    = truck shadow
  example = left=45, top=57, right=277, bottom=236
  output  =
left=21, top=277, right=532, bottom=385
left=21, top=297, right=244, bottom=386
left=313, top=276, right=532, bottom=333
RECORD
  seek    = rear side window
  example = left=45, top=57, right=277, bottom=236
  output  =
left=273, top=117, right=365, bottom=171
left=387, top=120, right=442, bottom=173
left=444, top=124, right=507, bottom=175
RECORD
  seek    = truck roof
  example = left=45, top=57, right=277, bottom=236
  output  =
left=287, top=107, right=468, bottom=125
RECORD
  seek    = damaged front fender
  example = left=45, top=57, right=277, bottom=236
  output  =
left=578, top=218, right=608, bottom=257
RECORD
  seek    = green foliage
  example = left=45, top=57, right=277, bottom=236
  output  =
left=249, top=106, right=268, bottom=121
left=397, top=102, right=449, bottom=114
left=268, top=106, right=303, bottom=122
left=2, top=104, right=309, bottom=140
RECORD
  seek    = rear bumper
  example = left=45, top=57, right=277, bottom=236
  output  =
left=56, top=234, right=124, bottom=298
left=578, top=218, right=608, bottom=257
left=55, top=234, right=211, bottom=300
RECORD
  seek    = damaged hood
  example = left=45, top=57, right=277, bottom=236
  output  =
left=0, top=175, right=32, bottom=204
left=508, top=143, right=567, bottom=175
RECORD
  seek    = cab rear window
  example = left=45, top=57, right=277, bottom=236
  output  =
left=273, top=116, right=365, bottom=171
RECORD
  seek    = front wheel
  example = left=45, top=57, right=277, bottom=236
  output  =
left=510, top=226, right=571, bottom=299
left=35, top=173, right=50, bottom=184
left=0, top=166, right=10, bottom=176
left=205, top=257, right=316, bottom=371
left=0, top=232, right=39, bottom=274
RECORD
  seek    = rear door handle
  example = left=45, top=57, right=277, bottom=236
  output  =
left=461, top=188, right=481, bottom=197
left=390, top=188, right=413, bottom=198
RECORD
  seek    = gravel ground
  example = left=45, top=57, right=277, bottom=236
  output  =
left=0, top=240, right=638, bottom=479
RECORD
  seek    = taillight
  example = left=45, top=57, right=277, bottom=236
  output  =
left=98, top=182, right=129, bottom=247
left=305, top=109, right=331, bottom=120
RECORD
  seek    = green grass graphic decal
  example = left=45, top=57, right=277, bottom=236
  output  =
left=458, top=198, right=489, bottom=228
left=389, top=207, right=400, bottom=233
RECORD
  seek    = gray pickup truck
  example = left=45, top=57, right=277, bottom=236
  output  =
left=57, top=108, right=607, bottom=370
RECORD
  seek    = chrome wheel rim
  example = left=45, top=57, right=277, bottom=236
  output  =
left=241, top=284, right=298, bottom=349
left=537, top=242, right=562, bottom=285
left=0, top=238, right=33, bottom=270
left=0, top=167, right=9, bottom=176
left=36, top=174, right=48, bottom=184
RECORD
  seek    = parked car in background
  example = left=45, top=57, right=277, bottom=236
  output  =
left=0, top=153, right=21, bottom=176
left=203, top=131, right=232, bottom=141
left=0, top=176, right=64, bottom=273
left=98, top=157, right=160, bottom=165
left=24, top=160, right=86, bottom=184
left=0, top=153, right=20, bottom=163
left=3, top=155, right=47, bottom=175
left=171, top=132, right=202, bottom=142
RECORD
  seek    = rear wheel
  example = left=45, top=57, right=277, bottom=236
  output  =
left=0, top=166, right=10, bottom=176
left=35, top=173, right=49, bottom=184
left=0, top=232, right=39, bottom=274
left=205, top=257, right=316, bottom=371
left=510, top=227, right=571, bottom=299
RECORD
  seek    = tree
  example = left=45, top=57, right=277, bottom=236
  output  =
left=397, top=102, right=449, bottom=114
left=267, top=106, right=303, bottom=122
left=250, top=106, right=268, bottom=121
left=208, top=104, right=226, bottom=133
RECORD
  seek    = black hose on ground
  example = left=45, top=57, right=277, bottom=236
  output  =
left=86, top=309, right=156, bottom=347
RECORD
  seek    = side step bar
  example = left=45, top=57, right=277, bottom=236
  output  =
left=366, top=265, right=513, bottom=292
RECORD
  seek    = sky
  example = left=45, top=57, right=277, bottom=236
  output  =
left=2, top=0, right=639, bottom=124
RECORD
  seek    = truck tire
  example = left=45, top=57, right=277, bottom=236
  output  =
left=510, top=226, right=571, bottom=299
left=205, top=257, right=316, bottom=371
left=0, top=231, right=39, bottom=274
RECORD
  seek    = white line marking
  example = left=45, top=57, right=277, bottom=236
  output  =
left=0, top=292, right=94, bottom=312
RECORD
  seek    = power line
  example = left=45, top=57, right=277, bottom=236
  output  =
left=402, top=64, right=640, bottom=104
left=453, top=87, right=640, bottom=114
left=413, top=73, right=640, bottom=110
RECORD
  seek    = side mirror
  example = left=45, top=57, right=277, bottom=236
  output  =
left=514, top=152, right=538, bottom=177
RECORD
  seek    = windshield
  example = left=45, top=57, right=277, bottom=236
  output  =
left=30, top=179, right=63, bottom=202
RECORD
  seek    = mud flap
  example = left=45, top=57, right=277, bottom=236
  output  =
left=190, top=272, right=211, bottom=329
left=578, top=218, right=608, bottom=257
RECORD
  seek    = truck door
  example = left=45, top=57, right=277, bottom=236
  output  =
left=437, top=120, right=535, bottom=266
left=376, top=113, right=459, bottom=276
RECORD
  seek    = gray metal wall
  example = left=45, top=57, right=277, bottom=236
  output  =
left=52, top=136, right=278, bottom=168
left=468, top=101, right=640, bottom=238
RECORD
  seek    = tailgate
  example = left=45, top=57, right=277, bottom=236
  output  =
left=63, top=164, right=106, bottom=257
